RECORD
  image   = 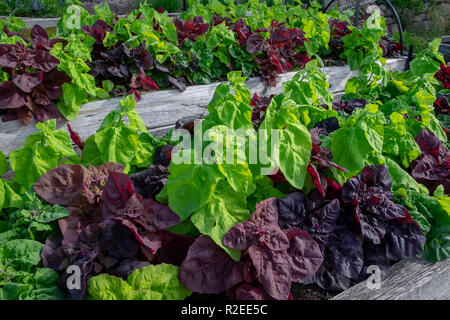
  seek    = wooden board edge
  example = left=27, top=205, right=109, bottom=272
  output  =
left=0, top=58, right=406, bottom=157
left=332, top=256, right=450, bottom=300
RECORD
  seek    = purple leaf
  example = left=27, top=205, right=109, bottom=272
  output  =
left=98, top=220, right=140, bottom=259
left=130, top=165, right=169, bottom=200
left=277, top=192, right=308, bottom=229
left=12, top=72, right=43, bottom=93
left=248, top=245, right=292, bottom=300
left=284, top=227, right=323, bottom=282
left=101, top=172, right=143, bottom=219
left=179, top=236, right=243, bottom=294
left=246, top=33, right=265, bottom=54
left=0, top=82, right=27, bottom=109
left=411, top=129, right=450, bottom=194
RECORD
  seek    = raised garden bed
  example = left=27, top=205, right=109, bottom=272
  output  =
left=0, top=58, right=406, bottom=157
left=0, top=12, right=182, bottom=29
left=0, top=16, right=60, bottom=29
left=333, top=256, right=450, bottom=300
left=1, top=1, right=449, bottom=302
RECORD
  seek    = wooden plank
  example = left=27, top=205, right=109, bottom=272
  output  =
left=0, top=58, right=405, bottom=157
left=332, top=256, right=450, bottom=300
left=0, top=16, right=60, bottom=29
left=0, top=12, right=182, bottom=29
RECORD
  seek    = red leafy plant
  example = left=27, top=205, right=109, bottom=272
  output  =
left=237, top=20, right=310, bottom=86
left=250, top=93, right=274, bottom=130
left=34, top=162, right=138, bottom=299
left=211, top=14, right=232, bottom=27
left=179, top=235, right=244, bottom=295
left=332, top=98, right=369, bottom=115
left=328, top=18, right=351, bottom=56
left=130, top=144, right=173, bottom=200
left=308, top=127, right=348, bottom=197
left=435, top=62, right=450, bottom=89
left=67, top=123, right=85, bottom=150
left=277, top=166, right=426, bottom=291
left=0, top=25, right=71, bottom=125
left=410, top=130, right=450, bottom=194
left=379, top=36, right=405, bottom=57
left=34, top=162, right=185, bottom=299
left=222, top=198, right=324, bottom=300
left=173, top=16, right=210, bottom=46
left=82, top=20, right=158, bottom=100
left=101, top=171, right=181, bottom=254
left=434, top=93, right=449, bottom=116
left=277, top=191, right=362, bottom=291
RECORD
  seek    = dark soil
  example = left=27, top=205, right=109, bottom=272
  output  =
left=184, top=283, right=341, bottom=301
left=186, top=292, right=229, bottom=301
left=290, top=283, right=338, bottom=300
left=323, top=58, right=347, bottom=67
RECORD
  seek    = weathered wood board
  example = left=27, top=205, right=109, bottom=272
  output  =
left=0, top=12, right=181, bottom=29
left=0, top=16, right=61, bottom=29
left=0, top=58, right=406, bottom=157
left=332, top=256, right=450, bottom=300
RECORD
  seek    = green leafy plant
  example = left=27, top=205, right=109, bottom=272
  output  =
left=87, top=263, right=192, bottom=300
left=0, top=239, right=64, bottom=299
left=9, top=119, right=80, bottom=190
left=0, top=191, right=68, bottom=245
left=81, top=95, right=162, bottom=174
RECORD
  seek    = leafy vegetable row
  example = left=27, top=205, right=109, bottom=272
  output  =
left=0, top=1, right=403, bottom=126
left=1, top=8, right=449, bottom=301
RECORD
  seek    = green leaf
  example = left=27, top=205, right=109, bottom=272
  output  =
left=82, top=126, right=140, bottom=174
left=385, top=157, right=427, bottom=194
left=1, top=180, right=23, bottom=209
left=10, top=145, right=59, bottom=190
left=103, top=31, right=118, bottom=47
left=166, top=152, right=223, bottom=220
left=206, top=33, right=220, bottom=50
left=276, top=123, right=312, bottom=190
left=0, top=150, right=8, bottom=175
left=119, top=94, right=137, bottom=111
left=87, top=274, right=134, bottom=300
left=247, top=176, right=286, bottom=212
left=323, top=126, right=372, bottom=172
left=213, top=45, right=231, bottom=67
left=87, top=264, right=191, bottom=300
left=410, top=55, right=441, bottom=76
left=35, top=121, right=80, bottom=163
left=34, top=204, right=69, bottom=224
left=127, top=264, right=192, bottom=300
left=423, top=195, right=450, bottom=262
left=0, top=179, right=4, bottom=212
left=163, top=23, right=178, bottom=44
left=206, top=100, right=252, bottom=130
left=99, top=110, right=123, bottom=130
left=102, top=80, right=114, bottom=93
left=127, top=110, right=147, bottom=133
left=190, top=182, right=250, bottom=261
left=0, top=239, right=43, bottom=271
left=95, top=88, right=110, bottom=99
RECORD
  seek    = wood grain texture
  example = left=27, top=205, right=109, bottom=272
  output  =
left=0, top=17, right=61, bottom=29
left=0, top=13, right=181, bottom=29
left=332, top=256, right=450, bottom=300
left=0, top=58, right=405, bottom=157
